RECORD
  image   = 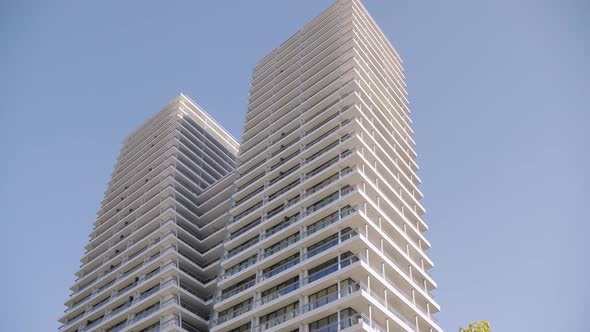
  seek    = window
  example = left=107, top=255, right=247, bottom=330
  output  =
left=261, top=276, right=299, bottom=304
left=308, top=308, right=358, bottom=332
left=264, top=232, right=299, bottom=257
left=308, top=257, right=338, bottom=283
left=263, top=253, right=299, bottom=279
left=309, top=312, right=337, bottom=332
left=308, top=284, right=338, bottom=310
left=218, top=298, right=252, bottom=323
left=225, top=255, right=257, bottom=277
left=221, top=275, right=256, bottom=300
left=260, top=302, right=299, bottom=329
left=307, top=233, right=339, bottom=258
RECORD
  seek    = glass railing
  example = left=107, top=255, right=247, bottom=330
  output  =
left=266, top=204, right=285, bottom=219
left=76, top=219, right=168, bottom=287
left=237, top=172, right=265, bottom=192
left=304, top=140, right=339, bottom=165
left=81, top=316, right=105, bottom=331
left=304, top=282, right=360, bottom=314
left=252, top=281, right=361, bottom=331
left=268, top=164, right=300, bottom=186
left=218, top=279, right=256, bottom=302
left=107, top=300, right=132, bottom=319
left=234, top=186, right=264, bottom=206
left=306, top=173, right=338, bottom=196
left=83, top=222, right=160, bottom=272
left=224, top=237, right=260, bottom=260
left=259, top=230, right=358, bottom=283
left=219, top=206, right=357, bottom=283
left=357, top=216, right=433, bottom=296
left=268, top=180, right=300, bottom=202
left=246, top=47, right=355, bottom=137
left=249, top=22, right=355, bottom=108
left=270, top=137, right=300, bottom=157
left=180, top=300, right=210, bottom=320
left=233, top=201, right=263, bottom=223
left=240, top=157, right=266, bottom=178
left=307, top=185, right=353, bottom=214
left=236, top=101, right=355, bottom=204
left=258, top=281, right=299, bottom=305
left=223, top=257, right=258, bottom=279
left=61, top=254, right=174, bottom=330
left=242, top=82, right=352, bottom=169
left=228, top=218, right=261, bottom=240
left=213, top=302, right=253, bottom=325
left=269, top=150, right=300, bottom=172
left=262, top=214, right=300, bottom=239
left=220, top=255, right=360, bottom=318
left=128, top=303, right=160, bottom=325
left=263, top=235, right=300, bottom=258
left=260, top=256, right=300, bottom=280
left=305, top=255, right=359, bottom=284
left=260, top=308, right=299, bottom=330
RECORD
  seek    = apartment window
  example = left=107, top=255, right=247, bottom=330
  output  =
left=260, top=301, right=299, bottom=329
left=260, top=276, right=299, bottom=304
left=339, top=251, right=355, bottom=268
left=308, top=252, right=356, bottom=283
left=134, top=302, right=159, bottom=322
left=308, top=257, right=338, bottom=283
left=225, top=255, right=257, bottom=276
left=306, top=211, right=339, bottom=235
left=339, top=308, right=358, bottom=329
left=306, top=155, right=338, bottom=178
left=229, top=218, right=261, bottom=240
left=306, top=190, right=339, bottom=214
left=269, top=164, right=300, bottom=186
left=309, top=312, right=337, bottom=332
left=308, top=284, right=338, bottom=310
left=233, top=201, right=263, bottom=222
left=218, top=298, right=252, bottom=323
left=265, top=213, right=299, bottom=237
left=306, top=173, right=338, bottom=195
left=264, top=232, right=299, bottom=258
left=308, top=308, right=358, bottom=332
left=227, top=236, right=259, bottom=258
left=307, top=233, right=339, bottom=258
left=263, top=253, right=299, bottom=279
left=221, top=275, right=256, bottom=300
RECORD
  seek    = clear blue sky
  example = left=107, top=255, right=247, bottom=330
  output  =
left=1, top=0, right=588, bottom=331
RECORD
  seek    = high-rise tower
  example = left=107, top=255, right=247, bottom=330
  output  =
left=58, top=94, right=239, bottom=332
left=211, top=1, right=442, bottom=332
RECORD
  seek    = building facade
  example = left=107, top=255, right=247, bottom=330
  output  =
left=58, top=94, right=239, bottom=332
left=60, top=1, right=442, bottom=332
left=210, top=0, right=442, bottom=332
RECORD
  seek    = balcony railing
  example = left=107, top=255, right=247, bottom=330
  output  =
left=218, top=204, right=357, bottom=282
left=255, top=282, right=361, bottom=331
left=212, top=255, right=360, bottom=328
left=228, top=146, right=356, bottom=235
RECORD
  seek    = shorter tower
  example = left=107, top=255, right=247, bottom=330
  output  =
left=58, top=94, right=238, bottom=332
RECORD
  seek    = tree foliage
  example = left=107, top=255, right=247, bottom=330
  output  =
left=459, top=320, right=491, bottom=332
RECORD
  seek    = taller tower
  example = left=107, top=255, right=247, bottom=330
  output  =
left=211, top=1, right=442, bottom=332
left=59, top=94, right=239, bottom=332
